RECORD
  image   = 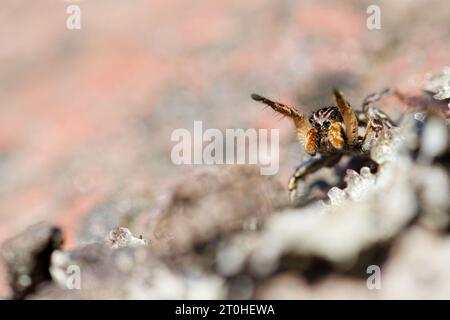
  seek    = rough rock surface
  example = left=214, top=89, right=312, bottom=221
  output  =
left=0, top=223, right=63, bottom=299
left=2, top=90, right=448, bottom=299
left=1, top=0, right=450, bottom=299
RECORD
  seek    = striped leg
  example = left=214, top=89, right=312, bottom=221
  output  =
left=251, top=93, right=311, bottom=148
left=361, top=87, right=395, bottom=112
left=288, top=153, right=343, bottom=201
left=333, top=90, right=359, bottom=147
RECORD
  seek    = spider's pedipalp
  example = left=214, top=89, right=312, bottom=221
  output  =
left=327, top=121, right=345, bottom=150
left=251, top=93, right=310, bottom=147
left=333, top=89, right=359, bottom=146
left=305, top=127, right=318, bottom=155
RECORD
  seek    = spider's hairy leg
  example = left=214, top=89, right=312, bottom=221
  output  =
left=288, top=153, right=342, bottom=201
left=333, top=89, right=359, bottom=146
left=305, top=127, right=318, bottom=155
left=327, top=122, right=345, bottom=150
left=251, top=94, right=310, bottom=146
left=360, top=118, right=383, bottom=152
left=362, top=87, right=396, bottom=112
left=361, top=87, right=397, bottom=128
left=361, top=119, right=375, bottom=152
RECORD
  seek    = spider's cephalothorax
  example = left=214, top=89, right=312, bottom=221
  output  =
left=308, top=106, right=344, bottom=155
left=251, top=89, right=396, bottom=200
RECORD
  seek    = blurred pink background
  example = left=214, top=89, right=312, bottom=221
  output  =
left=0, top=0, right=449, bottom=293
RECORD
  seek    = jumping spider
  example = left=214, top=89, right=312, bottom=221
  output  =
left=251, top=88, right=396, bottom=200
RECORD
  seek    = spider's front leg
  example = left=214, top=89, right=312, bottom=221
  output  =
left=288, top=153, right=343, bottom=201
left=333, top=89, right=359, bottom=147
left=251, top=93, right=310, bottom=147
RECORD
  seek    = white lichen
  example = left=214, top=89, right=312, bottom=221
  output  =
left=108, top=227, right=147, bottom=249
left=425, top=67, right=450, bottom=100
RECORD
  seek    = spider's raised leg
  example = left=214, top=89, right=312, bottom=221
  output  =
left=361, top=88, right=397, bottom=129
left=333, top=90, right=359, bottom=146
left=361, top=87, right=395, bottom=112
left=288, top=153, right=343, bottom=201
left=251, top=94, right=313, bottom=154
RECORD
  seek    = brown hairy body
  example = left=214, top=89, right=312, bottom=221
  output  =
left=251, top=89, right=396, bottom=200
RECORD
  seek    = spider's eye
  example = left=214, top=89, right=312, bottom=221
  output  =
left=315, top=123, right=321, bottom=129
left=323, top=120, right=331, bottom=128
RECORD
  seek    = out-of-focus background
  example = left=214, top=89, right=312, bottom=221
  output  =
left=0, top=0, right=449, bottom=298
